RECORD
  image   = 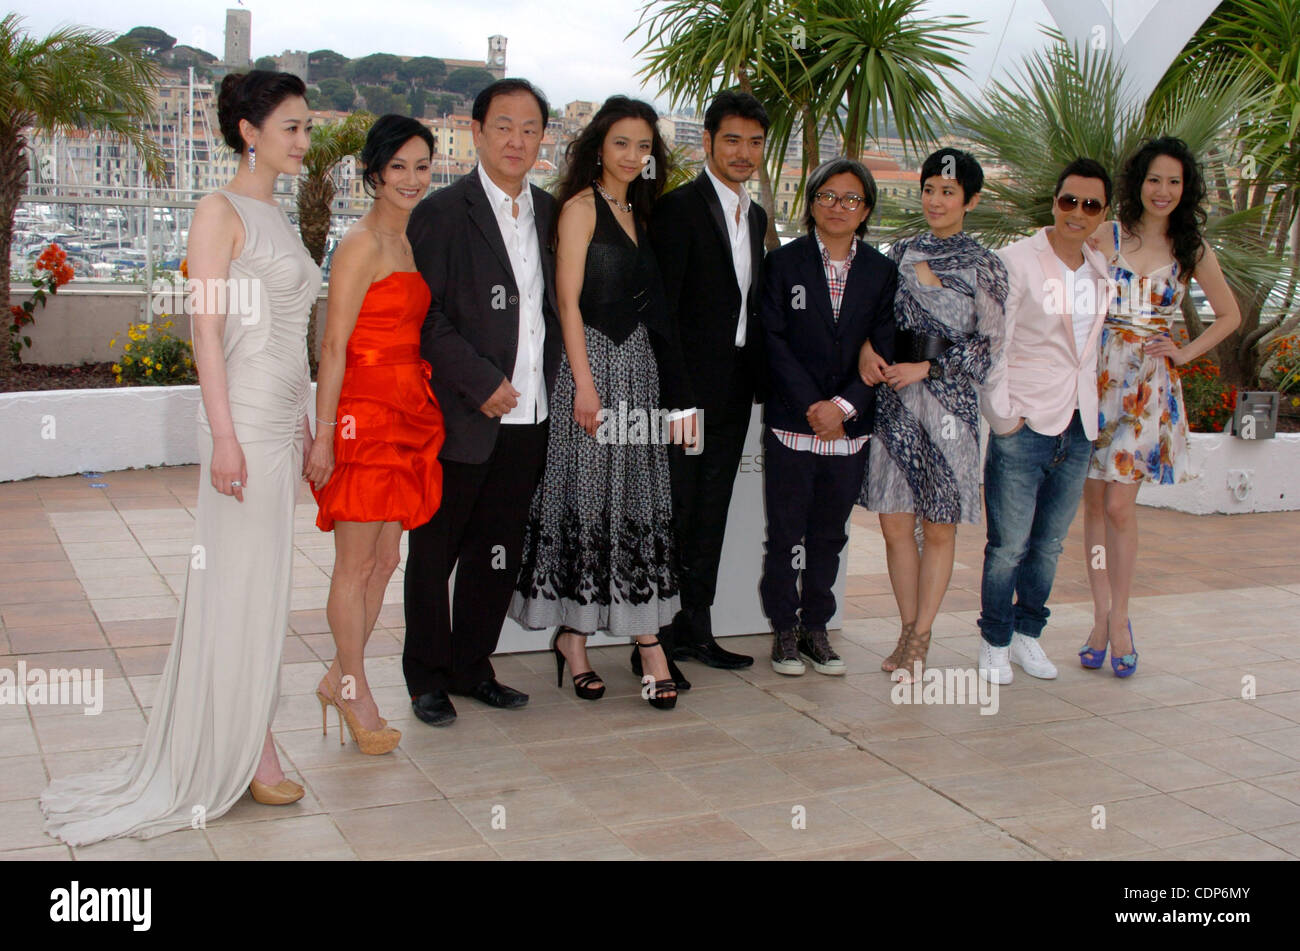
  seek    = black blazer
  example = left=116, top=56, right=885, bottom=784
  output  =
left=648, top=172, right=768, bottom=418
left=761, top=233, right=897, bottom=439
left=407, top=170, right=561, bottom=464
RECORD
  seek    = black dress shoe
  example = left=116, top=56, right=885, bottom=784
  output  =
left=467, top=678, right=529, bottom=709
left=676, top=634, right=754, bottom=669
left=411, top=690, right=457, bottom=726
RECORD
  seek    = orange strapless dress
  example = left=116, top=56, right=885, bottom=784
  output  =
left=312, top=271, right=445, bottom=531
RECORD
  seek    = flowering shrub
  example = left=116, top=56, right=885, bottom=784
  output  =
left=1261, top=334, right=1300, bottom=397
left=1177, top=354, right=1237, bottom=432
left=109, top=318, right=196, bottom=386
left=8, top=243, right=75, bottom=361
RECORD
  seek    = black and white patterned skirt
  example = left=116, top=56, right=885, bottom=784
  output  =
left=509, top=322, right=680, bottom=638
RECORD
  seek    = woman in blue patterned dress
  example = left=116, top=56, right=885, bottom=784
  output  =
left=1079, top=137, right=1240, bottom=678
left=857, top=148, right=1008, bottom=683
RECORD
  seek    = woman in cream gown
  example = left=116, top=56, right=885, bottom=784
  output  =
left=41, top=71, right=319, bottom=845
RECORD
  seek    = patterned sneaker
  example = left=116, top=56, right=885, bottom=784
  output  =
left=770, top=628, right=806, bottom=676
left=797, top=626, right=846, bottom=675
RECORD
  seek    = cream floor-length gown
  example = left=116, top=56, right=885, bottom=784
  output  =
left=41, top=190, right=321, bottom=845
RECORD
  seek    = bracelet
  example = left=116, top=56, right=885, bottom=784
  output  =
left=315, top=417, right=338, bottom=427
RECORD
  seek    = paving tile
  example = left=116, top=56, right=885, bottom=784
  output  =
left=206, top=813, right=355, bottom=860
left=1172, top=781, right=1300, bottom=832
left=1105, top=794, right=1239, bottom=849
left=612, top=813, right=768, bottom=860
left=452, top=786, right=600, bottom=844
left=1099, top=748, right=1237, bottom=793
left=333, top=799, right=483, bottom=858
left=563, top=772, right=712, bottom=826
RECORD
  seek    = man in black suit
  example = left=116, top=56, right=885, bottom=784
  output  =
left=645, top=90, right=770, bottom=675
left=402, top=78, right=560, bottom=725
left=759, top=158, right=896, bottom=676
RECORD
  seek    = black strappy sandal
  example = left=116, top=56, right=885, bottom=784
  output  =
left=553, top=627, right=605, bottom=700
left=635, top=638, right=678, bottom=710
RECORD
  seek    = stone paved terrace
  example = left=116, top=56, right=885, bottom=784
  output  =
left=1, top=467, right=1299, bottom=861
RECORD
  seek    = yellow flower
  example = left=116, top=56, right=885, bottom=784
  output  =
left=146, top=368, right=153, bottom=376
left=111, top=363, right=121, bottom=374
left=109, top=338, right=117, bottom=348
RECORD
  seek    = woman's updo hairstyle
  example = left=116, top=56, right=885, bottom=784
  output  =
left=217, top=70, right=308, bottom=153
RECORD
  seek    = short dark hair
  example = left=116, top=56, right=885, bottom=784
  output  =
left=1055, top=157, right=1113, bottom=207
left=217, top=71, right=308, bottom=153
left=361, top=114, right=435, bottom=197
left=703, top=89, right=770, bottom=137
left=920, top=147, right=983, bottom=201
left=472, top=78, right=550, bottom=130
left=802, top=157, right=878, bottom=238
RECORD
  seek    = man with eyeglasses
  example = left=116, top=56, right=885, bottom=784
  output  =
left=976, top=157, right=1115, bottom=685
left=759, top=157, right=896, bottom=675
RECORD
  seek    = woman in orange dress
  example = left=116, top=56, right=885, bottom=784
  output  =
left=305, top=115, right=444, bottom=753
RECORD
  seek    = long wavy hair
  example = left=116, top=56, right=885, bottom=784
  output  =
left=552, top=96, right=671, bottom=243
left=1116, top=136, right=1208, bottom=281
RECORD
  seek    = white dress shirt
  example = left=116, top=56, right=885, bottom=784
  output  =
left=477, top=163, right=547, bottom=424
left=1058, top=256, right=1102, bottom=362
left=704, top=163, right=752, bottom=347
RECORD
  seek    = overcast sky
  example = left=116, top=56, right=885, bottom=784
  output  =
left=11, top=0, right=1073, bottom=110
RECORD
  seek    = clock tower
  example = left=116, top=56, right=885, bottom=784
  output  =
left=487, top=35, right=507, bottom=78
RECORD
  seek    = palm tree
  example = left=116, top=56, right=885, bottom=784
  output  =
left=918, top=38, right=1288, bottom=387
left=629, top=0, right=801, bottom=249
left=0, top=15, right=164, bottom=369
left=813, top=0, right=978, bottom=161
left=297, top=110, right=372, bottom=373
left=1159, top=0, right=1300, bottom=380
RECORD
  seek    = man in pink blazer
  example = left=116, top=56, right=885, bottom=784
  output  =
left=977, top=158, right=1114, bottom=685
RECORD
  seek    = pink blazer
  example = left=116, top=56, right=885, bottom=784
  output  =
left=983, top=227, right=1112, bottom=439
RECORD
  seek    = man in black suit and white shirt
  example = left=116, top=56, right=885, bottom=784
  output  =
left=402, top=78, right=560, bottom=725
left=644, top=90, right=771, bottom=677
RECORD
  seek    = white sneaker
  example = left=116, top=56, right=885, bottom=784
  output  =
left=978, top=640, right=1013, bottom=684
left=1010, top=632, right=1058, bottom=679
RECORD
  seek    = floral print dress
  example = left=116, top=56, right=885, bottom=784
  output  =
left=1088, top=222, right=1192, bottom=485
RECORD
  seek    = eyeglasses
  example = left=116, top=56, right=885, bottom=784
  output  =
left=813, top=190, right=866, bottom=211
left=1056, top=193, right=1105, bottom=216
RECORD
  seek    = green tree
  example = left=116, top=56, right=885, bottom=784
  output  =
left=347, top=52, right=402, bottom=85
left=812, top=0, right=976, bottom=161
left=400, top=55, right=446, bottom=88
left=409, top=88, right=428, bottom=118
left=298, top=111, right=374, bottom=373
left=630, top=0, right=803, bottom=249
left=932, top=38, right=1287, bottom=387
left=121, top=26, right=175, bottom=55
left=0, top=15, right=165, bottom=369
left=254, top=55, right=277, bottom=72
left=443, top=66, right=496, bottom=98
left=309, top=49, right=348, bottom=80
left=360, top=85, right=407, bottom=115
left=318, top=77, right=357, bottom=112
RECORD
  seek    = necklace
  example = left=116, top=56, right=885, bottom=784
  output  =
left=593, top=180, right=632, bottom=213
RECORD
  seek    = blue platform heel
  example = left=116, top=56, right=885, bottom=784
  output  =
left=1078, top=643, right=1107, bottom=669
left=1111, top=620, right=1138, bottom=678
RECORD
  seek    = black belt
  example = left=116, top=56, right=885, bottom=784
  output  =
left=895, top=329, right=955, bottom=363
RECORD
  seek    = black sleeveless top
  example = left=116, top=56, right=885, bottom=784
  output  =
left=579, top=192, right=670, bottom=345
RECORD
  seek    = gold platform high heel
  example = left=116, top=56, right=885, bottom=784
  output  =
left=317, top=689, right=401, bottom=755
left=249, top=776, right=304, bottom=805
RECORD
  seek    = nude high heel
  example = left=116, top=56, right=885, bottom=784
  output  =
left=317, top=689, right=401, bottom=755
left=249, top=776, right=304, bottom=805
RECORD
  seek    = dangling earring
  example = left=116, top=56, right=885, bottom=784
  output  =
left=247, top=145, right=256, bottom=173
left=596, top=154, right=601, bottom=166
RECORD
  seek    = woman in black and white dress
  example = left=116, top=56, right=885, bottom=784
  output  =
left=509, top=95, right=684, bottom=710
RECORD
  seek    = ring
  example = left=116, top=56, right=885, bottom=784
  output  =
left=230, top=480, right=243, bottom=488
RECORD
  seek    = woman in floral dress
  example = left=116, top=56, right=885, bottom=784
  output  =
left=1080, top=137, right=1241, bottom=677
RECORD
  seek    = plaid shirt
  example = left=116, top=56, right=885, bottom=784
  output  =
left=770, top=232, right=867, bottom=456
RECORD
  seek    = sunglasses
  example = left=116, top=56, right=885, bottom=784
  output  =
left=1056, top=193, right=1105, bottom=216
left=813, top=190, right=866, bottom=211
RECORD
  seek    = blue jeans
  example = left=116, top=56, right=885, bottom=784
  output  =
left=978, top=411, right=1092, bottom=647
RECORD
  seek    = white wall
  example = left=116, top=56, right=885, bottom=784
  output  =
left=1138, top=432, right=1300, bottom=514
